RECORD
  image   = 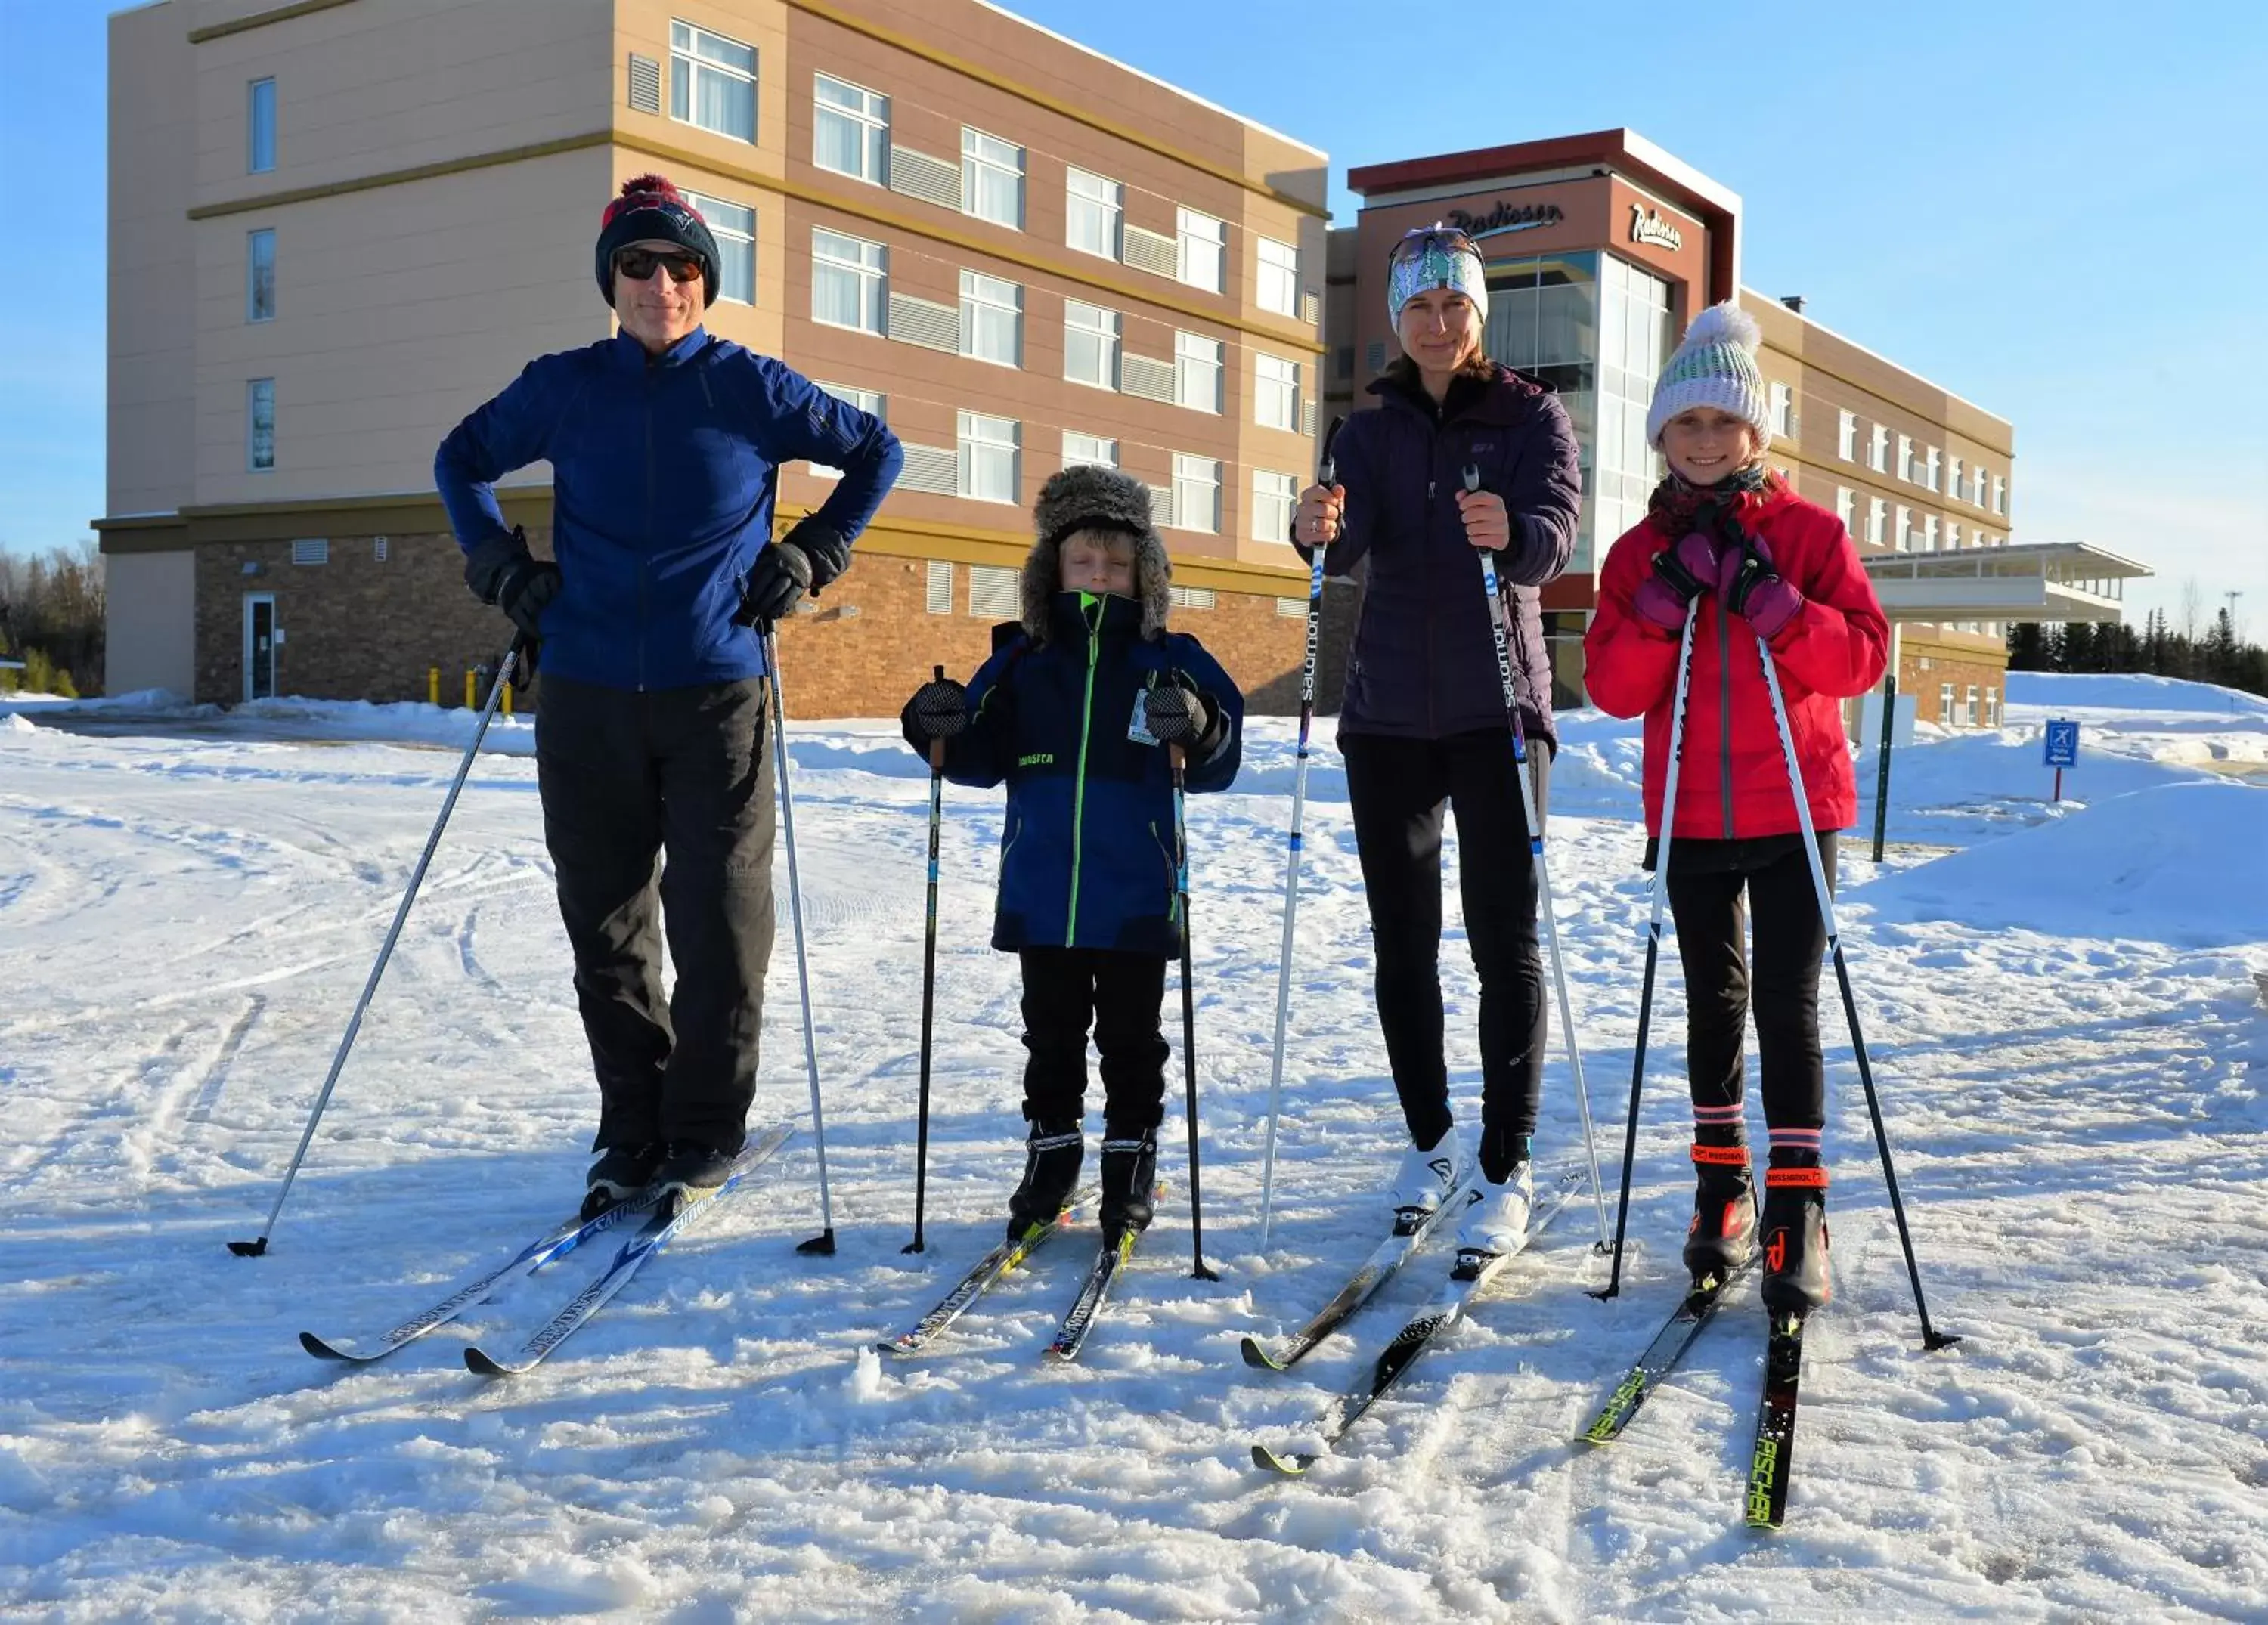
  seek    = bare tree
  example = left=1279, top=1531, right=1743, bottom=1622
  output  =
left=2178, top=577, right=2205, bottom=643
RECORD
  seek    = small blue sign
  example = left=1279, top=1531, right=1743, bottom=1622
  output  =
left=2043, top=720, right=2080, bottom=769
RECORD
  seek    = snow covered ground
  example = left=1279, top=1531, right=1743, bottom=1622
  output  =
left=2, top=672, right=2264, bottom=1620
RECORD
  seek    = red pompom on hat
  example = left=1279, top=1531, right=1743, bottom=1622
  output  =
left=594, top=172, right=720, bottom=309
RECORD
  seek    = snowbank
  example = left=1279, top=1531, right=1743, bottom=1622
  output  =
left=2006, top=670, right=2268, bottom=718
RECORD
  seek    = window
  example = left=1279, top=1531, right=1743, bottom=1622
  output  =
left=1838, top=410, right=1857, bottom=461
left=1896, top=433, right=1913, bottom=481
left=1947, top=521, right=1963, bottom=549
left=683, top=191, right=754, bottom=303
left=1939, top=682, right=1956, bottom=721
left=1835, top=487, right=1856, bottom=530
left=1256, top=236, right=1299, bottom=317
left=1923, top=447, right=1941, bottom=492
left=1947, top=455, right=1963, bottom=503
left=1993, top=474, right=2006, bottom=515
left=1870, top=423, right=1889, bottom=472
left=1176, top=207, right=1225, bottom=293
left=1067, top=168, right=1122, bottom=259
left=1062, top=431, right=1117, bottom=469
left=806, top=382, right=883, bottom=478
left=1965, top=686, right=1981, bottom=727
left=246, top=228, right=275, bottom=322
left=1171, top=453, right=1220, bottom=531
left=1972, top=464, right=1988, bottom=506
left=670, top=20, right=756, bottom=143
left=1063, top=300, right=1119, bottom=390
left=1174, top=331, right=1222, bottom=413
left=962, top=128, right=1024, bottom=228
left=1867, top=497, right=1887, bottom=546
left=812, top=228, right=885, bottom=333
left=1985, top=686, right=2000, bottom=726
left=1254, top=354, right=1299, bottom=432
left=813, top=74, right=888, bottom=184
left=1769, top=381, right=1792, bottom=440
left=1923, top=515, right=1939, bottom=552
left=959, top=271, right=1022, bottom=367
left=958, top=411, right=1018, bottom=503
left=1253, top=469, right=1297, bottom=542
left=246, top=379, right=275, bottom=471
left=247, top=78, right=276, bottom=173
left=1894, top=504, right=1911, bottom=551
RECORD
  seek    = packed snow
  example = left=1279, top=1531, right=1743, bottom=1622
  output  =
left=2, top=670, right=2263, bottom=1620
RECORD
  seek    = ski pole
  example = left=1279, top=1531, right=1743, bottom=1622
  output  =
left=1466, top=466, right=1608, bottom=1248
left=1750, top=627, right=1960, bottom=1351
left=764, top=625, right=836, bottom=1257
left=905, top=665, right=949, bottom=1255
left=1166, top=740, right=1220, bottom=1280
left=1256, top=415, right=1343, bottom=1252
left=230, top=639, right=527, bottom=1256
left=1591, top=612, right=1699, bottom=1299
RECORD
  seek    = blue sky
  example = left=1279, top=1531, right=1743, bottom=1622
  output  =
left=5, top=0, right=2262, bottom=630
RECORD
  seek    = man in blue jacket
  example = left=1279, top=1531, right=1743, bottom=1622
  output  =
left=435, top=174, right=903, bottom=1218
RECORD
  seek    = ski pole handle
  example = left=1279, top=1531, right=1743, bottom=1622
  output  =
left=928, top=663, right=947, bottom=772
left=1318, top=415, right=1345, bottom=490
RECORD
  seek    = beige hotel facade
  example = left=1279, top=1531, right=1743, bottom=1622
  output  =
left=101, top=0, right=1329, bottom=710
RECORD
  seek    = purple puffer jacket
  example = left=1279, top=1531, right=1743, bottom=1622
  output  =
left=1310, top=365, right=1580, bottom=746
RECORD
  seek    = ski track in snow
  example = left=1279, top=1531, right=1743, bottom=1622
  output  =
left=1, top=683, right=2265, bottom=1621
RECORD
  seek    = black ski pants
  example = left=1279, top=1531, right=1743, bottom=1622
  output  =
left=1666, top=834, right=1835, bottom=1145
left=1342, top=729, right=1550, bottom=1183
left=1016, top=947, right=1170, bottom=1138
left=536, top=672, right=777, bottom=1156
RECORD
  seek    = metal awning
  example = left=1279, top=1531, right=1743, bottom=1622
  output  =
left=1860, top=540, right=2152, bottom=624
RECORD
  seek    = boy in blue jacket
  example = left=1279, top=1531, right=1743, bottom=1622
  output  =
left=902, top=466, right=1243, bottom=1243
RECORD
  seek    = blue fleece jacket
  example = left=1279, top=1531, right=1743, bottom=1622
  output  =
left=434, top=327, right=902, bottom=689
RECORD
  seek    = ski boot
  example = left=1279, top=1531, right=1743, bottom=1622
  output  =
left=1005, top=1119, right=1083, bottom=1240
left=1759, top=1165, right=1831, bottom=1314
left=1455, top=1158, right=1534, bottom=1268
left=583, top=1141, right=663, bottom=1221
left=652, top=1137, right=745, bottom=1218
left=1684, top=1143, right=1759, bottom=1278
left=1389, top=1125, right=1464, bottom=1228
left=1098, top=1128, right=1158, bottom=1245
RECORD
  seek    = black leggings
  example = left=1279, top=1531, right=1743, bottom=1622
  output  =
left=1665, top=835, right=1835, bottom=1151
left=1016, top=948, right=1170, bottom=1136
left=1343, top=729, right=1549, bottom=1182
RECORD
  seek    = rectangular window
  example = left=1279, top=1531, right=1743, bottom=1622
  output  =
left=246, top=228, right=276, bottom=322
left=1174, top=331, right=1222, bottom=413
left=1867, top=497, right=1887, bottom=546
left=670, top=20, right=756, bottom=143
left=1897, top=434, right=1913, bottom=481
left=1066, top=168, right=1122, bottom=259
left=812, top=228, right=885, bottom=333
left=813, top=74, right=888, bottom=184
left=1974, top=465, right=1989, bottom=506
left=1923, top=515, right=1939, bottom=552
left=1176, top=206, right=1225, bottom=293
left=1993, top=474, right=2006, bottom=515
left=247, top=78, right=277, bottom=173
left=1256, top=235, right=1299, bottom=317
left=1923, top=446, right=1941, bottom=492
left=1985, top=686, right=2000, bottom=726
left=1063, top=301, right=1120, bottom=389
left=805, top=382, right=883, bottom=478
left=958, top=410, right=1019, bottom=503
left=1769, top=381, right=1792, bottom=440
left=1835, top=487, right=1856, bottom=530
left=1171, top=452, right=1220, bottom=532
left=1870, top=423, right=1888, bottom=472
left=246, top=379, right=275, bottom=471
left=962, top=128, right=1024, bottom=228
left=1254, top=353, right=1299, bottom=431
left=1253, top=469, right=1297, bottom=542
left=683, top=191, right=755, bottom=304
left=1965, top=685, right=1981, bottom=726
left=959, top=270, right=1022, bottom=367
left=1838, top=409, right=1857, bottom=461
left=1939, top=682, right=1956, bottom=722
left=1062, top=430, right=1117, bottom=469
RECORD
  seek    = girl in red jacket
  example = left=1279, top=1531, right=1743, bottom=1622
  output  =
left=1582, top=302, right=1888, bottom=1314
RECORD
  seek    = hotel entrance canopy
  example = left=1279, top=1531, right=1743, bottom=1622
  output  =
left=1861, top=541, right=2151, bottom=624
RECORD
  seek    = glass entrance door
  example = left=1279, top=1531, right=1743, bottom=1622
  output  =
left=243, top=593, right=277, bottom=701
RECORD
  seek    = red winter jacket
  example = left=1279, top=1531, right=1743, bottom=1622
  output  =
left=1584, top=483, right=1888, bottom=841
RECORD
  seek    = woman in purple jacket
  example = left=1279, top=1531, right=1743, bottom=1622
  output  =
left=1295, top=225, right=1581, bottom=1257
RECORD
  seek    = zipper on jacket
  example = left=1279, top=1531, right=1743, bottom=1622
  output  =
left=1718, top=599, right=1735, bottom=839
left=1064, top=596, right=1103, bottom=946
left=638, top=367, right=655, bottom=692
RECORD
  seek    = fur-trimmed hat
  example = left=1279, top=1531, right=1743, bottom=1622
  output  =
left=1644, top=300, right=1771, bottom=449
left=1021, top=465, right=1173, bottom=642
left=596, top=173, right=720, bottom=310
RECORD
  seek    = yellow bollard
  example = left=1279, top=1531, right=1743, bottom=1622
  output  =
left=502, top=679, right=513, bottom=719
left=428, top=667, right=439, bottom=705
left=465, top=670, right=476, bottom=708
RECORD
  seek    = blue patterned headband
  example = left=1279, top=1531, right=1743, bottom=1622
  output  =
left=1387, top=227, right=1489, bottom=327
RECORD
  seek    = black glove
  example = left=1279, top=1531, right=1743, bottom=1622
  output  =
left=736, top=541, right=812, bottom=627
left=1144, top=670, right=1216, bottom=747
left=907, top=676, right=970, bottom=741
left=463, top=528, right=562, bottom=640
left=779, top=518, right=851, bottom=590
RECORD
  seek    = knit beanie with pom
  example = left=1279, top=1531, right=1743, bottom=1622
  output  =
left=594, top=173, right=720, bottom=309
left=1644, top=300, right=1771, bottom=448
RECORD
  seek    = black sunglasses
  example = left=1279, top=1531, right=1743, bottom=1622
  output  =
left=613, top=248, right=705, bottom=285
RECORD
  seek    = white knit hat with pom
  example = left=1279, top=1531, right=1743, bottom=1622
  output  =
left=1644, top=301, right=1771, bottom=448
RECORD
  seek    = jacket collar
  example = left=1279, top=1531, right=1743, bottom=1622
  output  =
left=1046, top=589, right=1142, bottom=646
left=1369, top=361, right=1547, bottom=428
left=606, top=326, right=709, bottom=370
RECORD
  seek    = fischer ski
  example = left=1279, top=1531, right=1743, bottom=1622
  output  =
left=1576, top=1258, right=1755, bottom=1444
left=1043, top=1188, right=1160, bottom=1365
left=877, top=1188, right=1097, bottom=1357
left=1241, top=1162, right=1477, bottom=1372
left=462, top=1124, right=795, bottom=1376
left=1744, top=1310, right=1807, bottom=1529
left=1252, top=1168, right=1584, bottom=1475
